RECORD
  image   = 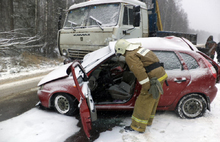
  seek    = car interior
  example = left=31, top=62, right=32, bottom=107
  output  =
left=88, top=56, right=136, bottom=104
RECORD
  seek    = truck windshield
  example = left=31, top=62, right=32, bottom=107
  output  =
left=64, top=3, right=120, bottom=29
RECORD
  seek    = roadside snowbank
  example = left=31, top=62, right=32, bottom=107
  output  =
left=0, top=54, right=63, bottom=84
left=0, top=67, right=58, bottom=85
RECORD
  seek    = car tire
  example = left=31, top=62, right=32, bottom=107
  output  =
left=54, top=94, right=78, bottom=116
left=176, top=94, right=207, bottom=119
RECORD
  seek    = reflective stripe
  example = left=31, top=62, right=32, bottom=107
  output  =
left=150, top=115, right=155, bottom=118
left=140, top=73, right=167, bottom=85
left=158, top=73, right=168, bottom=82
left=139, top=77, right=149, bottom=85
left=137, top=48, right=150, bottom=56
left=132, top=115, right=148, bottom=124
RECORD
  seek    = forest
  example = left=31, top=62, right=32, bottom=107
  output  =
left=0, top=0, right=210, bottom=57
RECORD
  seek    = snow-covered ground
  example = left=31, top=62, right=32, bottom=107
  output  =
left=0, top=84, right=220, bottom=142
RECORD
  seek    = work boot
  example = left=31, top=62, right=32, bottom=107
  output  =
left=147, top=121, right=152, bottom=126
left=124, top=126, right=134, bottom=132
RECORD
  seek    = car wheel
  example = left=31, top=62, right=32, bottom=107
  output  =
left=54, top=94, right=78, bottom=116
left=176, top=94, right=207, bottom=119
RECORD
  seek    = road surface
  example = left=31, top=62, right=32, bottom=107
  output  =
left=0, top=73, right=46, bottom=122
left=0, top=88, right=39, bottom=122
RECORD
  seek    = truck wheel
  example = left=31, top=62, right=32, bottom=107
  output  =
left=54, top=94, right=78, bottom=116
left=176, top=94, right=207, bottom=119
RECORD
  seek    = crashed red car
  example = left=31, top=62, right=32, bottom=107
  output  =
left=37, top=37, right=220, bottom=139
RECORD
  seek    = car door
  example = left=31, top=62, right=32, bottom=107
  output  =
left=153, top=51, right=191, bottom=107
left=71, top=61, right=97, bottom=139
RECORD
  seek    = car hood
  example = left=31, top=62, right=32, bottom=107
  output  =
left=81, top=42, right=116, bottom=73
left=37, top=62, right=72, bottom=86
left=38, top=43, right=115, bottom=86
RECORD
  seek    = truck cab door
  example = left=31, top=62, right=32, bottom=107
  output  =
left=71, top=61, right=97, bottom=139
left=118, top=5, right=142, bottom=39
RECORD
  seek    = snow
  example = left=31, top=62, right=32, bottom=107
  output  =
left=0, top=55, right=63, bottom=84
left=0, top=108, right=80, bottom=142
left=0, top=84, right=220, bottom=142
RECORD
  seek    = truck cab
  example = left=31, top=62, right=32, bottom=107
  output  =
left=58, top=0, right=197, bottom=61
left=58, top=0, right=149, bottom=59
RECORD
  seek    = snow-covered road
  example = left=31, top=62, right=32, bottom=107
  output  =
left=0, top=84, right=220, bottom=142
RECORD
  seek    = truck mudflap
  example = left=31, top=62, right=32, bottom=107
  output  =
left=156, top=31, right=197, bottom=45
left=206, top=96, right=211, bottom=111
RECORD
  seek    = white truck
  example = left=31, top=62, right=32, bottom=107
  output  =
left=57, top=0, right=197, bottom=60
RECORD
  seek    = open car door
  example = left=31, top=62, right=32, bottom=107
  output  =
left=71, top=61, right=97, bottom=139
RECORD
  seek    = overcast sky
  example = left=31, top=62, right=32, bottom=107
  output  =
left=180, top=0, right=220, bottom=41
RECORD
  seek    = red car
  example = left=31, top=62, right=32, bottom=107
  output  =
left=37, top=37, right=220, bottom=139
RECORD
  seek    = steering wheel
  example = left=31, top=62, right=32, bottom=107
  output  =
left=88, top=76, right=98, bottom=91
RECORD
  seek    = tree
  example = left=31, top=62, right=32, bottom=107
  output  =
left=0, top=0, right=77, bottom=57
left=158, top=0, right=189, bottom=32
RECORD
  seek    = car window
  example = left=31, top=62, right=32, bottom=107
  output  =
left=153, top=51, right=182, bottom=70
left=179, top=53, right=199, bottom=70
left=123, top=5, right=134, bottom=25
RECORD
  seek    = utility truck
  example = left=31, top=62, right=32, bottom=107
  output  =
left=58, top=0, right=197, bottom=60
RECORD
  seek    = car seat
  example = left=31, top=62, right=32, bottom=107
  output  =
left=108, top=71, right=135, bottom=100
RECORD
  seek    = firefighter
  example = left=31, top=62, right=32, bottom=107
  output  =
left=115, top=39, right=168, bottom=133
left=216, top=42, right=220, bottom=63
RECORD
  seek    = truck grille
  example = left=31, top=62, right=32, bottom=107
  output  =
left=68, top=49, right=93, bottom=59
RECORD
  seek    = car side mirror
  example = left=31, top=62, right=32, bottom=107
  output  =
left=133, top=5, right=140, bottom=27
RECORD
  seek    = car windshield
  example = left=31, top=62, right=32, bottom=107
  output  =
left=64, top=3, right=120, bottom=29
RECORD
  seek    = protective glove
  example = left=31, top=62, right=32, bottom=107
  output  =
left=148, top=77, right=163, bottom=99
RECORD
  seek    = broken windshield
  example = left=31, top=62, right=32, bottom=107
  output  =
left=64, top=3, right=120, bottom=29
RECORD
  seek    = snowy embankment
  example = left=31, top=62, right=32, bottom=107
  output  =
left=0, top=57, right=63, bottom=85
left=0, top=55, right=63, bottom=97
left=0, top=84, right=220, bottom=142
left=0, top=67, right=57, bottom=85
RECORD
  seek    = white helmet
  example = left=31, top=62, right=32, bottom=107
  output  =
left=115, top=39, right=130, bottom=55
left=115, top=39, right=141, bottom=55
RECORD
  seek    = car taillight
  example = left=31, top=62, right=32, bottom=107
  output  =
left=210, top=66, right=217, bottom=79
left=202, top=56, right=217, bottom=79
